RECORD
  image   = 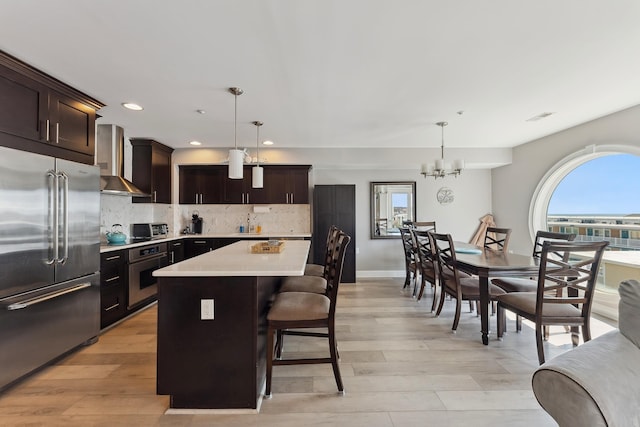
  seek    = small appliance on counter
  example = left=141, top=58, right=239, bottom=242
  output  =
left=131, top=223, right=169, bottom=242
left=191, top=211, right=203, bottom=234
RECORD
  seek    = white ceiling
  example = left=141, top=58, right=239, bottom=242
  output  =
left=2, top=0, right=640, bottom=151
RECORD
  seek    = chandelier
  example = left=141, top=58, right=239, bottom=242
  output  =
left=420, top=121, right=464, bottom=179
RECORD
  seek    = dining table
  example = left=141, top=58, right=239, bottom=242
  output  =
left=453, top=244, right=540, bottom=345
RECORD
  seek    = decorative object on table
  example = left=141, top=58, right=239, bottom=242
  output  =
left=420, top=121, right=464, bottom=179
left=436, top=187, right=454, bottom=205
left=251, top=241, right=285, bottom=253
left=227, top=87, right=244, bottom=179
left=105, top=224, right=127, bottom=244
left=252, top=121, right=264, bottom=188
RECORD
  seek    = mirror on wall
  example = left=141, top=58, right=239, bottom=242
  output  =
left=370, top=181, right=416, bottom=239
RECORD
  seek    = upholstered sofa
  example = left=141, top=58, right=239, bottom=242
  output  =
left=532, top=279, right=640, bottom=427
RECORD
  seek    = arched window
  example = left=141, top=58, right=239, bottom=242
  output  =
left=530, top=146, right=640, bottom=320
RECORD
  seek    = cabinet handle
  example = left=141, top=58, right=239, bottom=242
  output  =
left=55, top=122, right=60, bottom=144
left=46, top=119, right=50, bottom=141
left=170, top=251, right=175, bottom=263
left=242, top=193, right=245, bottom=204
left=173, top=242, right=182, bottom=247
left=246, top=193, right=249, bottom=204
left=200, top=193, right=203, bottom=204
left=153, top=191, right=157, bottom=203
left=105, top=255, right=121, bottom=261
left=195, top=194, right=198, bottom=204
left=290, top=193, right=294, bottom=204
left=194, top=240, right=206, bottom=244
left=104, top=302, right=120, bottom=312
left=105, top=275, right=120, bottom=283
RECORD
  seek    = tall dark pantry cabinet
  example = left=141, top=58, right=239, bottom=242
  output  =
left=313, top=185, right=356, bottom=283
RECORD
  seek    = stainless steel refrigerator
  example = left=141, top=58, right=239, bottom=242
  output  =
left=0, top=145, right=100, bottom=390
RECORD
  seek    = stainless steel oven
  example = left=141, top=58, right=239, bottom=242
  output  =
left=128, top=242, right=168, bottom=308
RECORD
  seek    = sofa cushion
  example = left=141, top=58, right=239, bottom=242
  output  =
left=619, top=279, right=640, bottom=349
left=532, top=330, right=640, bottom=427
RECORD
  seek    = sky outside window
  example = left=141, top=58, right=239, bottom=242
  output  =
left=548, top=154, right=640, bottom=215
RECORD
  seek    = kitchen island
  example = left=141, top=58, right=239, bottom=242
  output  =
left=153, top=240, right=311, bottom=412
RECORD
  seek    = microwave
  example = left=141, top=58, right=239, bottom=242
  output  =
left=131, top=223, right=169, bottom=241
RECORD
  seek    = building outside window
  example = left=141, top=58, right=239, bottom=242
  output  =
left=544, top=153, right=640, bottom=321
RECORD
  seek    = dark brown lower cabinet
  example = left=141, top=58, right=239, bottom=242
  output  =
left=99, top=250, right=128, bottom=329
left=156, top=275, right=279, bottom=409
left=313, top=185, right=356, bottom=282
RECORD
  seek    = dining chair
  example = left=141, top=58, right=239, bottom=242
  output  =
left=496, top=240, right=609, bottom=364
left=483, top=226, right=512, bottom=252
left=304, top=225, right=339, bottom=277
left=411, top=229, right=439, bottom=309
left=492, top=231, right=576, bottom=331
left=431, top=232, right=507, bottom=332
left=265, top=231, right=351, bottom=397
left=280, top=226, right=341, bottom=295
left=411, top=221, right=437, bottom=232
left=400, top=227, right=418, bottom=290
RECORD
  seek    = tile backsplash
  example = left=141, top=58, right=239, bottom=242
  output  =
left=100, top=194, right=310, bottom=240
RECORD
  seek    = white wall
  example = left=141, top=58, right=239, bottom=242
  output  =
left=313, top=168, right=492, bottom=276
left=492, top=104, right=640, bottom=255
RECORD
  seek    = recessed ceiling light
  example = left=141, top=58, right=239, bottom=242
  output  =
left=122, top=102, right=143, bottom=111
left=526, top=112, right=554, bottom=122
left=262, top=140, right=274, bottom=146
left=196, top=109, right=206, bottom=115
left=189, top=141, right=202, bottom=146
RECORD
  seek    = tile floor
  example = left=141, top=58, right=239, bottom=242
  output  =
left=0, top=278, right=614, bottom=426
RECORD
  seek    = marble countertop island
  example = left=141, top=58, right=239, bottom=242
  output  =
left=153, top=240, right=310, bottom=277
left=154, top=238, right=311, bottom=412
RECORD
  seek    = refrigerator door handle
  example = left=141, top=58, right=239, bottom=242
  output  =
left=46, top=170, right=58, bottom=265
left=57, top=172, right=69, bottom=264
left=4, top=283, right=91, bottom=311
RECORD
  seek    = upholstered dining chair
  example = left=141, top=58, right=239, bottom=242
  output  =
left=279, top=226, right=340, bottom=295
left=400, top=227, right=418, bottom=290
left=411, top=221, right=437, bottom=231
left=492, top=231, right=576, bottom=331
left=431, top=232, right=506, bottom=332
left=496, top=240, right=609, bottom=364
left=304, top=225, right=339, bottom=277
left=483, top=226, right=512, bottom=252
left=411, top=229, right=439, bottom=309
left=265, top=231, right=351, bottom=397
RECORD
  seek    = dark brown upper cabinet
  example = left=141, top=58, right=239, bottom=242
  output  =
left=0, top=51, right=103, bottom=165
left=262, top=165, right=310, bottom=204
left=130, top=139, right=174, bottom=204
left=179, top=165, right=224, bottom=204
left=178, top=165, right=311, bottom=205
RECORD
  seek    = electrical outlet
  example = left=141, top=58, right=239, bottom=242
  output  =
left=201, top=299, right=214, bottom=320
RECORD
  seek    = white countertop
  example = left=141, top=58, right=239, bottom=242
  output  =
left=100, top=232, right=311, bottom=253
left=153, top=240, right=311, bottom=277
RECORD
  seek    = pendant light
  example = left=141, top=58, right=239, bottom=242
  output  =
left=252, top=121, right=264, bottom=188
left=228, top=87, right=244, bottom=179
left=420, top=121, right=464, bottom=179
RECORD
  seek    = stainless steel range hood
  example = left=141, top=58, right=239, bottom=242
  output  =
left=96, top=124, right=148, bottom=197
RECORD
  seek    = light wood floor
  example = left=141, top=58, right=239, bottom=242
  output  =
left=0, top=278, right=614, bottom=426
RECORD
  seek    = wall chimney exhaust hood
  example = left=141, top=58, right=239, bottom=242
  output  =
left=96, top=124, right=148, bottom=197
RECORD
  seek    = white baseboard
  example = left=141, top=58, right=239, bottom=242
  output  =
left=356, top=270, right=405, bottom=279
